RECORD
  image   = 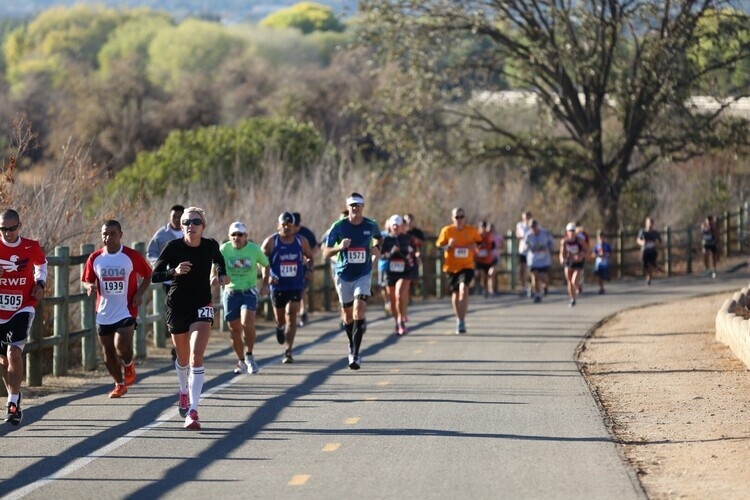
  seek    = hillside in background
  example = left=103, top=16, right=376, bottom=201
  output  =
left=0, top=0, right=359, bottom=22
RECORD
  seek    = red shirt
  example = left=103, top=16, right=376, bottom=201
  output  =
left=0, top=237, right=47, bottom=322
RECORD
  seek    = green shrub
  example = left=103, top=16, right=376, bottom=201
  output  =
left=106, top=117, right=324, bottom=200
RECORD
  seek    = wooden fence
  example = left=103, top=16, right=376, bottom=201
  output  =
left=14, top=204, right=749, bottom=389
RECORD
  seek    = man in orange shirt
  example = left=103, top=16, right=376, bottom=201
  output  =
left=436, top=207, right=482, bottom=334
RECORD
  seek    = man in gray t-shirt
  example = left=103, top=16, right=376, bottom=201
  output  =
left=147, top=204, right=184, bottom=289
left=523, top=219, right=554, bottom=303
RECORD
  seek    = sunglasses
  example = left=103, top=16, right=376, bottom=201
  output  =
left=181, top=218, right=203, bottom=226
left=230, top=232, right=244, bottom=237
left=454, top=215, right=465, bottom=219
left=0, top=224, right=19, bottom=232
left=348, top=204, right=363, bottom=208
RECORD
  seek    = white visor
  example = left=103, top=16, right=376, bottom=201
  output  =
left=346, top=195, right=365, bottom=206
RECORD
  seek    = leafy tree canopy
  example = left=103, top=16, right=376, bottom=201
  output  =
left=261, top=2, right=346, bottom=34
left=360, top=0, right=750, bottom=231
left=97, top=13, right=174, bottom=76
left=146, top=18, right=246, bottom=91
left=106, top=117, right=324, bottom=200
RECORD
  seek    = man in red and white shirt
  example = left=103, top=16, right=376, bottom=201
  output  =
left=82, top=220, right=152, bottom=398
left=0, top=209, right=47, bottom=425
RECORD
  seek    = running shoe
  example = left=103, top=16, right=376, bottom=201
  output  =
left=275, top=326, right=286, bottom=344
left=384, top=302, right=391, bottom=316
left=570, top=298, right=576, bottom=307
left=533, top=295, right=542, bottom=303
left=397, top=321, right=408, bottom=336
left=245, top=354, right=259, bottom=374
left=4, top=393, right=22, bottom=425
left=598, top=289, right=605, bottom=295
left=348, top=354, right=360, bottom=370
left=233, top=360, right=247, bottom=374
left=456, top=320, right=466, bottom=335
left=178, top=392, right=190, bottom=417
left=393, top=322, right=400, bottom=336
left=712, top=272, right=716, bottom=279
left=298, top=312, right=308, bottom=327
left=282, top=350, right=294, bottom=364
left=543, top=285, right=549, bottom=296
left=123, top=363, right=136, bottom=386
left=109, top=383, right=128, bottom=398
left=184, top=409, right=201, bottom=430
left=403, top=314, right=409, bottom=323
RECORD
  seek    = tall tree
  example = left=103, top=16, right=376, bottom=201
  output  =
left=360, top=0, right=750, bottom=230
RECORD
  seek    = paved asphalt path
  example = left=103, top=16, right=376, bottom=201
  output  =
left=1, top=271, right=748, bottom=499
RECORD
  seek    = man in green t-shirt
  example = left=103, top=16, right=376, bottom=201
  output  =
left=219, top=221, right=269, bottom=375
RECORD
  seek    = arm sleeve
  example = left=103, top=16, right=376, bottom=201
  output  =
left=151, top=241, right=174, bottom=283
left=81, top=255, right=96, bottom=284
left=146, top=229, right=163, bottom=264
left=33, top=245, right=48, bottom=283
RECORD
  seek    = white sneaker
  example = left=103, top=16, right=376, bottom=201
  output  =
left=233, top=360, right=247, bottom=374
left=245, top=354, right=259, bottom=374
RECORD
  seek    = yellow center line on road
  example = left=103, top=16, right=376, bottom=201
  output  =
left=390, top=368, right=400, bottom=373
left=344, top=417, right=360, bottom=425
left=289, top=474, right=311, bottom=486
left=428, top=340, right=438, bottom=345
left=377, top=380, right=390, bottom=386
left=322, top=443, right=341, bottom=452
left=365, top=396, right=378, bottom=402
left=413, top=349, right=423, bottom=354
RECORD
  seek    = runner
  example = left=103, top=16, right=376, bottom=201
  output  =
left=147, top=205, right=184, bottom=291
left=261, top=212, right=313, bottom=364
left=377, top=218, right=392, bottom=317
left=489, top=223, right=504, bottom=296
left=636, top=216, right=662, bottom=285
left=219, top=221, right=269, bottom=375
left=515, top=211, right=532, bottom=296
left=403, top=213, right=425, bottom=296
left=0, top=209, right=47, bottom=426
left=575, top=222, right=590, bottom=294
left=475, top=220, right=497, bottom=298
left=523, top=219, right=554, bottom=303
left=559, top=222, right=587, bottom=307
left=323, top=192, right=382, bottom=369
left=592, top=231, right=612, bottom=294
left=436, top=207, right=482, bottom=334
left=151, top=207, right=229, bottom=430
left=82, top=220, right=152, bottom=397
left=381, top=214, right=416, bottom=336
left=700, top=215, right=719, bottom=278
left=292, top=212, right=318, bottom=326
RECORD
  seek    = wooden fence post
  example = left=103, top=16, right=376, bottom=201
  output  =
left=152, top=285, right=166, bottom=348
left=723, top=210, right=730, bottom=258
left=616, top=230, right=624, bottom=279
left=26, top=303, right=44, bottom=386
left=53, top=246, right=69, bottom=376
left=80, top=243, right=97, bottom=370
left=664, top=226, right=672, bottom=277
left=685, top=226, right=693, bottom=274
left=506, top=230, right=516, bottom=291
left=133, top=241, right=148, bottom=359
left=435, top=251, right=443, bottom=299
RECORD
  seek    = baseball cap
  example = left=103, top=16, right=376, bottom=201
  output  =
left=228, top=221, right=247, bottom=234
left=388, top=214, right=404, bottom=226
left=278, top=212, right=295, bottom=225
left=565, top=222, right=576, bottom=231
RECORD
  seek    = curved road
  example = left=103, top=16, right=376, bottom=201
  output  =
left=1, top=272, right=746, bottom=499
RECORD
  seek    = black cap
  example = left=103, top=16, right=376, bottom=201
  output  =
left=278, top=212, right=295, bottom=224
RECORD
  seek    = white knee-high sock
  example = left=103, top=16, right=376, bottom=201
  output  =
left=189, top=366, right=204, bottom=411
left=175, top=360, right=190, bottom=394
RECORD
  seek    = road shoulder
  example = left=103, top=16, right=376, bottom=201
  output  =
left=579, top=292, right=750, bottom=498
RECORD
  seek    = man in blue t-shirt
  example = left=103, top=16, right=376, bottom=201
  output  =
left=323, top=192, right=382, bottom=370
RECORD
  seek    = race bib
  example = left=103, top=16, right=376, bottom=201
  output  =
left=197, top=306, right=214, bottom=319
left=0, top=292, right=22, bottom=312
left=280, top=261, right=298, bottom=277
left=477, top=249, right=488, bottom=258
left=348, top=247, right=367, bottom=264
left=566, top=244, right=579, bottom=254
left=389, top=259, right=405, bottom=273
left=644, top=242, right=655, bottom=249
left=453, top=247, right=469, bottom=258
left=102, top=280, right=125, bottom=295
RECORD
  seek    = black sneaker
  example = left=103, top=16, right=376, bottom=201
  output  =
left=282, top=350, right=294, bottom=364
left=275, top=326, right=285, bottom=344
left=348, top=354, right=360, bottom=370
left=5, top=392, right=23, bottom=425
